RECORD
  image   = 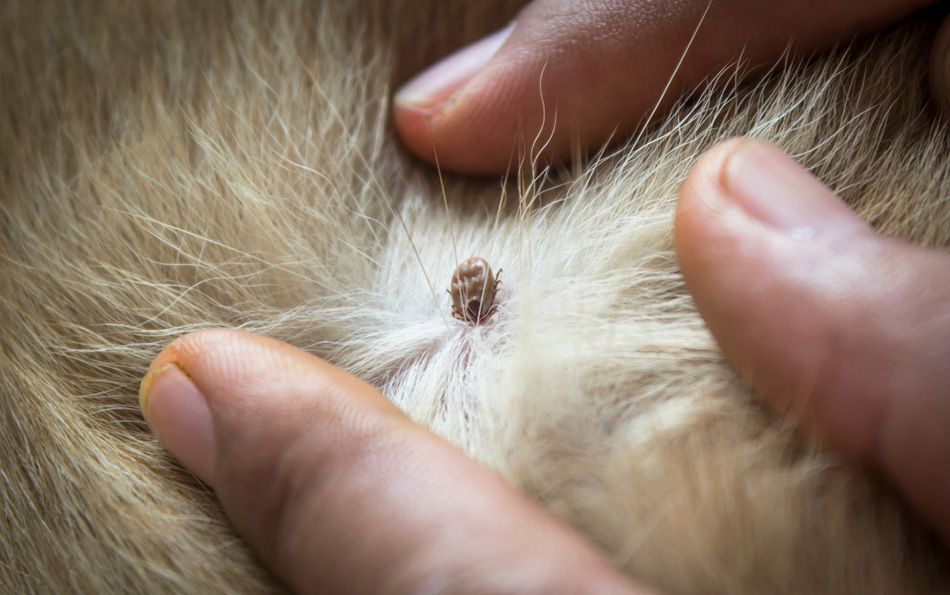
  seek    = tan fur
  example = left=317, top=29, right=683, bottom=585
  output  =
left=1, top=0, right=948, bottom=592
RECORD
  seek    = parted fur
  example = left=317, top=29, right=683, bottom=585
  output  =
left=1, top=0, right=949, bottom=592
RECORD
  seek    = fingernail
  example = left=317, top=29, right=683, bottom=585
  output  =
left=723, top=140, right=865, bottom=238
left=140, top=362, right=215, bottom=484
left=394, top=24, right=513, bottom=110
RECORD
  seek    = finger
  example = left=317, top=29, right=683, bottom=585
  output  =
left=139, top=329, right=649, bottom=594
left=675, top=138, right=950, bottom=544
left=393, top=0, right=932, bottom=176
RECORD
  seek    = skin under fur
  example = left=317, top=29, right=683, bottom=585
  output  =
left=1, top=0, right=949, bottom=592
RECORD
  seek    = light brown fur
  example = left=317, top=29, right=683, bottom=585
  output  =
left=1, top=0, right=948, bottom=592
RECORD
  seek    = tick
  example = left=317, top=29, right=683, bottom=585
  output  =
left=449, top=257, right=501, bottom=324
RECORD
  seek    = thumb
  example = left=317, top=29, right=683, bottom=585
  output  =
left=393, top=0, right=930, bottom=175
left=139, top=329, right=647, bottom=594
left=675, top=138, right=950, bottom=544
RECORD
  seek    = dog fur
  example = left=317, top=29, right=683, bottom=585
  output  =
left=1, top=0, right=949, bottom=592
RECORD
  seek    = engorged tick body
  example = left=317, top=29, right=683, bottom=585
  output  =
left=449, top=256, right=500, bottom=324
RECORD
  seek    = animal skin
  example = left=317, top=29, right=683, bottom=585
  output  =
left=1, top=0, right=949, bottom=592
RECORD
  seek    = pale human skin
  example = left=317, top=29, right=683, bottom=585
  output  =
left=139, top=1, right=950, bottom=592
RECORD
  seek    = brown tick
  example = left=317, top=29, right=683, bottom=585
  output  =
left=449, top=257, right=500, bottom=324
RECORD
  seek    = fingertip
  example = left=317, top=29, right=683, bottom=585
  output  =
left=141, top=361, right=215, bottom=484
left=393, top=72, right=529, bottom=175
left=393, top=25, right=518, bottom=175
left=139, top=328, right=255, bottom=485
left=674, top=138, right=884, bottom=458
left=675, top=138, right=751, bottom=261
left=394, top=24, right=514, bottom=110
left=675, top=138, right=776, bottom=398
left=391, top=101, right=435, bottom=163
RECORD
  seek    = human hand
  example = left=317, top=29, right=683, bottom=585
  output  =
left=393, top=0, right=935, bottom=175
left=138, top=329, right=654, bottom=594
left=676, top=137, right=950, bottom=545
